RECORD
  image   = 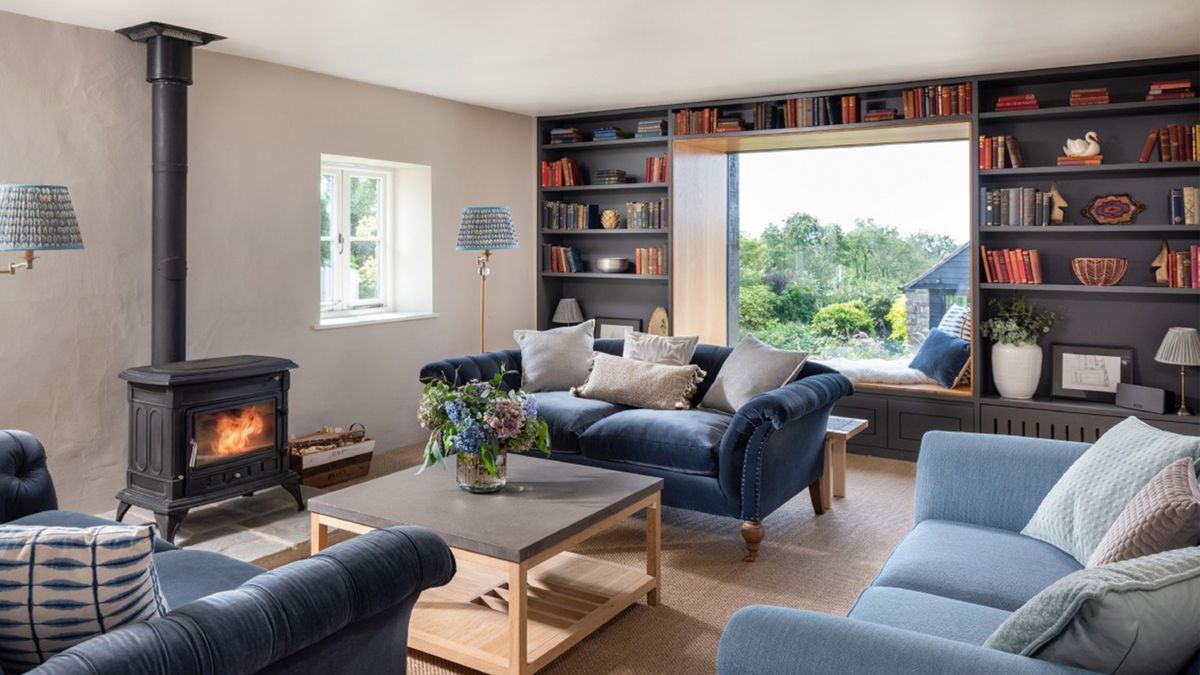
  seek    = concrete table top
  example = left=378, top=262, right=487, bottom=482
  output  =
left=308, top=454, right=663, bottom=563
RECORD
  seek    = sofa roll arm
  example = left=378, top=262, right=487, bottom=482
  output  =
left=420, top=348, right=523, bottom=390
left=35, top=527, right=455, bottom=675
left=0, top=430, right=59, bottom=523
left=717, top=606, right=1093, bottom=675
left=915, top=431, right=1089, bottom=532
left=727, top=373, right=853, bottom=436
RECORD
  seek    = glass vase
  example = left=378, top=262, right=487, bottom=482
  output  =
left=456, top=449, right=507, bottom=493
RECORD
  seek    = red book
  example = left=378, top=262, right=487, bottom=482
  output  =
left=1022, top=250, right=1035, bottom=284
left=1168, top=252, right=1176, bottom=287
left=940, top=86, right=950, bottom=116
left=980, top=246, right=993, bottom=283
left=1030, top=250, right=1043, bottom=284
left=1138, top=129, right=1159, bottom=163
left=1014, top=250, right=1028, bottom=284
left=1192, top=245, right=1199, bottom=288
left=963, top=84, right=972, bottom=115
left=1160, top=127, right=1173, bottom=161
left=1185, top=126, right=1195, bottom=161
left=1170, top=125, right=1182, bottom=161
left=978, top=136, right=986, bottom=169
left=983, top=136, right=993, bottom=169
left=1150, top=79, right=1193, bottom=90
left=997, top=94, right=1037, bottom=102
left=1146, top=91, right=1197, bottom=100
left=992, top=251, right=1008, bottom=283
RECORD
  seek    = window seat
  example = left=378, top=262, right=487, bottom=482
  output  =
left=854, top=381, right=973, bottom=399
left=816, top=358, right=973, bottom=399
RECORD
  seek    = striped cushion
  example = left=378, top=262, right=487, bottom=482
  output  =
left=937, top=304, right=972, bottom=386
left=0, top=525, right=167, bottom=672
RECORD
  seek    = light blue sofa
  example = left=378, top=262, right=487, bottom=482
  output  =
left=717, top=431, right=1200, bottom=675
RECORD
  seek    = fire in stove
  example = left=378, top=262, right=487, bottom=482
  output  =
left=194, top=401, right=276, bottom=465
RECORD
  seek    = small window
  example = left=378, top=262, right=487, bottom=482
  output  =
left=318, top=155, right=434, bottom=327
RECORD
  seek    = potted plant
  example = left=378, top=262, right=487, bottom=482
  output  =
left=978, top=296, right=1057, bottom=399
left=418, top=371, right=550, bottom=493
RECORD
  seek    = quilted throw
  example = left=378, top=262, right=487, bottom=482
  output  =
left=0, top=525, right=167, bottom=672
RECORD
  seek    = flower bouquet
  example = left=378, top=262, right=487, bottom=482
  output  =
left=417, top=371, right=550, bottom=493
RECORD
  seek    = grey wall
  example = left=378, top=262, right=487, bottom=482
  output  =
left=0, top=11, right=536, bottom=513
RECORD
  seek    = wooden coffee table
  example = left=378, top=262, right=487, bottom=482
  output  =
left=307, top=455, right=663, bottom=675
left=817, top=416, right=869, bottom=511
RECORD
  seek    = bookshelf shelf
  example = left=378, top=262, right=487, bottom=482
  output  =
left=979, top=162, right=1200, bottom=178
left=541, top=273, right=668, bottom=281
left=979, top=98, right=1199, bottom=121
left=541, top=229, right=668, bottom=236
left=979, top=283, right=1200, bottom=296
left=980, top=225, right=1200, bottom=234
left=540, top=183, right=668, bottom=193
left=980, top=395, right=1200, bottom=426
left=541, top=137, right=668, bottom=151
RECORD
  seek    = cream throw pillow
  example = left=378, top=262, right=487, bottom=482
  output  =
left=513, top=320, right=594, bottom=392
left=1086, top=458, right=1200, bottom=567
left=623, top=331, right=699, bottom=366
left=700, top=335, right=808, bottom=413
left=572, top=352, right=705, bottom=410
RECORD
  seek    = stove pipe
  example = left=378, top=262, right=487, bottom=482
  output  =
left=117, top=23, right=224, bottom=365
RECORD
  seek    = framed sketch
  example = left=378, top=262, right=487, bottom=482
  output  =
left=1051, top=344, right=1133, bottom=402
left=594, top=317, right=642, bottom=340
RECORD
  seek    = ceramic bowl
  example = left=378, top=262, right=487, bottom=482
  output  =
left=595, top=257, right=630, bottom=273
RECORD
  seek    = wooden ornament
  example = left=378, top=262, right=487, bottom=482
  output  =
left=648, top=307, right=669, bottom=336
left=1048, top=182, right=1068, bottom=224
left=1151, top=240, right=1170, bottom=284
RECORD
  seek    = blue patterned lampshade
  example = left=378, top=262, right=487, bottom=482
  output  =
left=0, top=184, right=84, bottom=251
left=456, top=206, right=518, bottom=251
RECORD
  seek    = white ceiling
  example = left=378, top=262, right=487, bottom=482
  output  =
left=2, top=0, right=1197, bottom=116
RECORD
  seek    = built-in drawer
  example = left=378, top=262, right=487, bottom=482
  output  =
left=887, top=398, right=975, bottom=453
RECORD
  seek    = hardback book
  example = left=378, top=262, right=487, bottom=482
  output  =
left=1005, top=136, right=1024, bottom=168
left=1171, top=188, right=1185, bottom=224
left=1184, top=187, right=1198, bottom=225
left=1056, top=155, right=1103, bottom=165
left=1139, top=129, right=1159, bottom=163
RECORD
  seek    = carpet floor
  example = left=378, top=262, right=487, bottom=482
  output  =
left=254, top=448, right=917, bottom=674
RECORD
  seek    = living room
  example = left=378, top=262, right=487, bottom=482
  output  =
left=0, top=1, right=1198, bottom=674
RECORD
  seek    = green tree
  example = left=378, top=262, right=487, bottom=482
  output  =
left=773, top=283, right=819, bottom=324
left=811, top=300, right=874, bottom=339
left=738, top=285, right=776, bottom=332
left=885, top=296, right=908, bottom=343
left=738, top=235, right=767, bottom=287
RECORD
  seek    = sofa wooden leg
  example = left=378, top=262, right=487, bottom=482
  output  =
left=809, top=479, right=825, bottom=516
left=741, top=520, right=764, bottom=562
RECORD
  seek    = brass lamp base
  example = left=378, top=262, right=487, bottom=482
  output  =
left=476, top=250, right=492, bottom=353
left=1177, top=365, right=1193, bottom=416
left=0, top=250, right=37, bottom=275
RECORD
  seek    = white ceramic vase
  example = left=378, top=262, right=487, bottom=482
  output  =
left=991, top=342, right=1043, bottom=399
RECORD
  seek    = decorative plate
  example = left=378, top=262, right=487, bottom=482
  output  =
left=1080, top=194, right=1144, bottom=224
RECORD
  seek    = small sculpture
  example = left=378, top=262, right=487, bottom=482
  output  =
left=1048, top=182, right=1068, bottom=223
left=1152, top=240, right=1170, bottom=284
left=600, top=209, right=620, bottom=229
left=1062, top=131, right=1101, bottom=157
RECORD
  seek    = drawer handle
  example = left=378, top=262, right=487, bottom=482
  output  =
left=233, top=472, right=242, bottom=479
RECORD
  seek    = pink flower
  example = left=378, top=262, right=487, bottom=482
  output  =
left=487, top=398, right=525, bottom=440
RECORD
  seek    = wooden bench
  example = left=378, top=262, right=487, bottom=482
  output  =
left=818, top=416, right=869, bottom=511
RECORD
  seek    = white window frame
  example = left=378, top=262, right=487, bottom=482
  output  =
left=320, top=162, right=394, bottom=318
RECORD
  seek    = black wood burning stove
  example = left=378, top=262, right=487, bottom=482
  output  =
left=113, top=23, right=304, bottom=542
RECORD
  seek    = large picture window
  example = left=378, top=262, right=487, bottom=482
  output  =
left=735, top=140, right=970, bottom=365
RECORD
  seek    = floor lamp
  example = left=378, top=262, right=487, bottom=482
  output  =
left=457, top=206, right=518, bottom=353
left=0, top=184, right=84, bottom=275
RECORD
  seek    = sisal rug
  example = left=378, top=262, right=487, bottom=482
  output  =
left=254, top=447, right=916, bottom=674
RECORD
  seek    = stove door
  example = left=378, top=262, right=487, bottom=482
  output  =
left=190, top=399, right=277, bottom=468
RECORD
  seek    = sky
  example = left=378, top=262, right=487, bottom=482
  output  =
left=737, top=140, right=969, bottom=241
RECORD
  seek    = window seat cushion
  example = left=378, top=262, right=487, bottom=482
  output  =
left=817, top=358, right=937, bottom=386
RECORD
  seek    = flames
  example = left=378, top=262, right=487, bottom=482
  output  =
left=213, top=406, right=267, bottom=456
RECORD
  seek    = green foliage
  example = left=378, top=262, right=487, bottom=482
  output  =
left=738, top=285, right=777, bottom=332
left=773, top=283, right=820, bottom=324
left=978, top=296, right=1056, bottom=346
left=812, top=300, right=874, bottom=339
left=885, top=296, right=908, bottom=343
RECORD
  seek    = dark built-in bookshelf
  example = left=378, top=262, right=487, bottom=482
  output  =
left=536, top=54, right=1199, bottom=451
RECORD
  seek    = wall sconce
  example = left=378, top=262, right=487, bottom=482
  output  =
left=0, top=184, right=84, bottom=275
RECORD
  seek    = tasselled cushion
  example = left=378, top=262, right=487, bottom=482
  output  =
left=572, top=352, right=705, bottom=410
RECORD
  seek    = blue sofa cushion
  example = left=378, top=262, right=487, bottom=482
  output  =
left=872, top=520, right=1082, bottom=612
left=529, top=391, right=628, bottom=454
left=9, top=509, right=179, bottom=552
left=849, top=586, right=1012, bottom=646
left=579, top=408, right=731, bottom=476
left=153, top=549, right=265, bottom=610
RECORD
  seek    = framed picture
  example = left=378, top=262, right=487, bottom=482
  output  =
left=594, top=317, right=642, bottom=340
left=1051, top=344, right=1133, bottom=402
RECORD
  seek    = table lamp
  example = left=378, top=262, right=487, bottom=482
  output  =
left=0, top=184, right=84, bottom=275
left=456, top=206, right=518, bottom=352
left=1155, top=326, right=1200, bottom=416
left=552, top=298, right=583, bottom=325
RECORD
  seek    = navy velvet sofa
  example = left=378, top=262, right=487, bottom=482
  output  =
left=0, top=430, right=455, bottom=675
left=421, top=338, right=853, bottom=561
left=716, top=431, right=1200, bottom=674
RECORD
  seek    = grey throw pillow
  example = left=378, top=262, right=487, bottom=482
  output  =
left=513, top=320, right=594, bottom=392
left=1022, top=417, right=1200, bottom=564
left=985, top=546, right=1200, bottom=675
left=700, top=334, right=808, bottom=414
left=572, top=352, right=705, bottom=410
left=623, top=331, right=700, bottom=366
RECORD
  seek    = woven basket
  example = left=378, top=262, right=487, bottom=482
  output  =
left=1071, top=257, right=1127, bottom=286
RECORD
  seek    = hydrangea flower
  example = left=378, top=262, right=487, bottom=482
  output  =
left=450, top=420, right=487, bottom=455
left=445, top=399, right=468, bottom=424
left=520, top=396, right=538, bottom=418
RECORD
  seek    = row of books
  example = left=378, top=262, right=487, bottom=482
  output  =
left=674, top=108, right=726, bottom=135
left=1146, top=79, right=1195, bottom=101
left=1164, top=246, right=1199, bottom=288
left=980, top=187, right=1054, bottom=227
left=543, top=245, right=584, bottom=273
left=993, top=93, right=1040, bottom=111
left=542, top=201, right=597, bottom=230
left=979, top=246, right=1044, bottom=284
left=645, top=155, right=668, bottom=183
left=636, top=120, right=667, bottom=138
left=1139, top=124, right=1198, bottom=163
left=978, top=135, right=1024, bottom=169
left=1169, top=187, right=1199, bottom=225
left=634, top=246, right=667, bottom=275
left=903, top=83, right=971, bottom=118
left=593, top=169, right=628, bottom=185
left=549, top=127, right=584, bottom=144
left=627, top=198, right=669, bottom=230
left=1069, top=87, right=1110, bottom=106
left=540, top=157, right=583, bottom=187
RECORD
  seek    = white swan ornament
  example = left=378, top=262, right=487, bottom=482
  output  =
left=1062, top=131, right=1101, bottom=157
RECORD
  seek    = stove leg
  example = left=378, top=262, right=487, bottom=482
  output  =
left=115, top=501, right=132, bottom=522
left=281, top=474, right=306, bottom=511
left=154, top=510, right=187, bottom=544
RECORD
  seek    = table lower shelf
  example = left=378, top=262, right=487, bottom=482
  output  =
left=410, top=550, right=655, bottom=674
